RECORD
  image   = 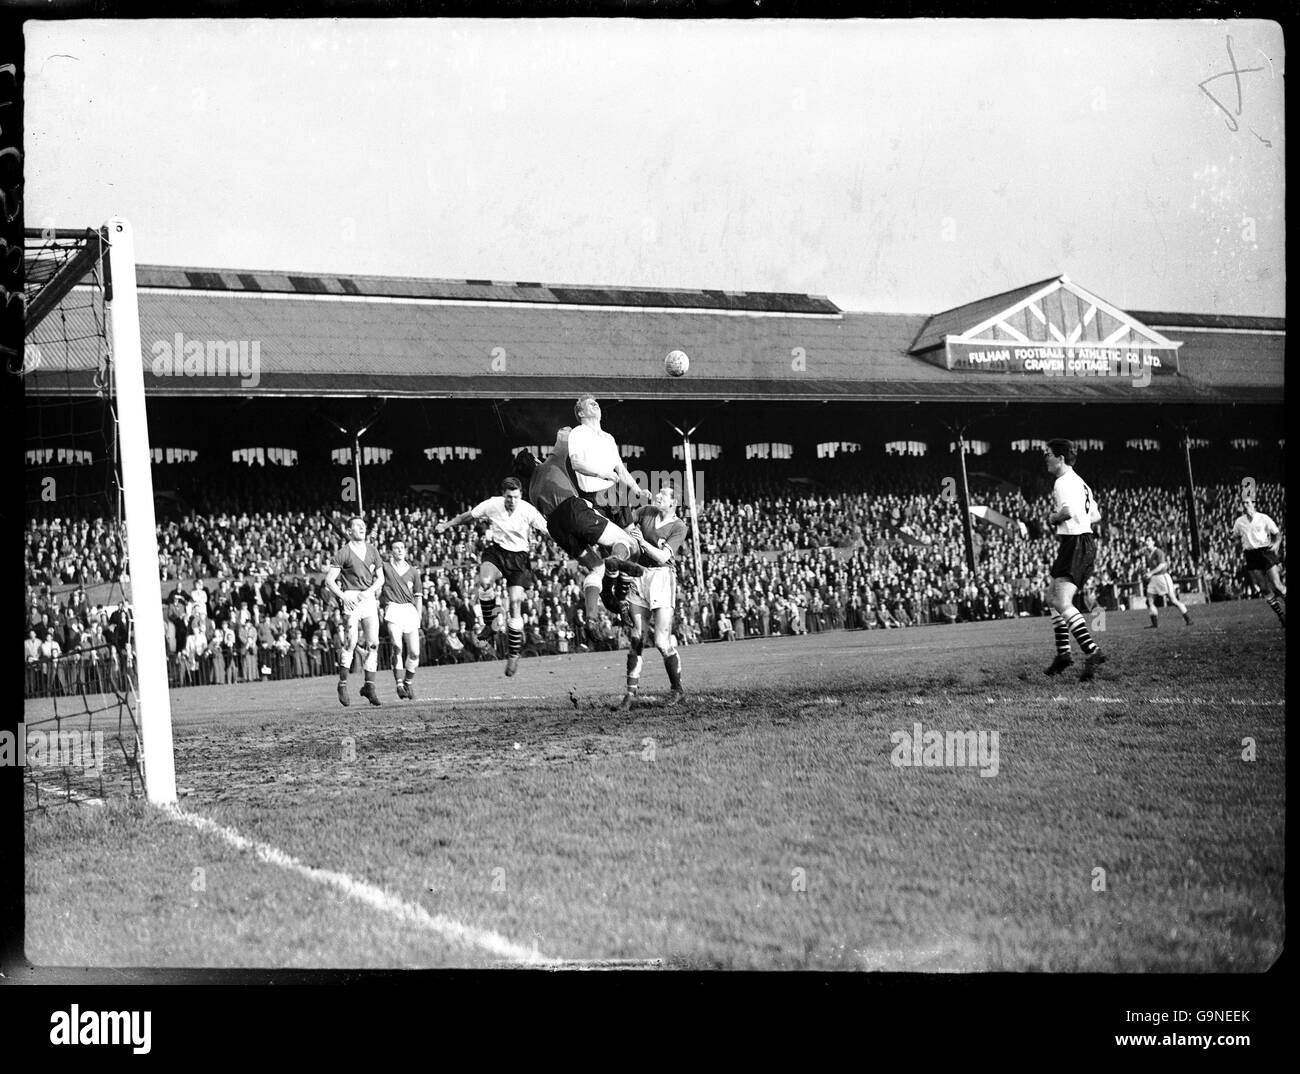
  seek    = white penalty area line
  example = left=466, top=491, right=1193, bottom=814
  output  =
left=161, top=804, right=554, bottom=966
left=30, top=782, right=105, bottom=807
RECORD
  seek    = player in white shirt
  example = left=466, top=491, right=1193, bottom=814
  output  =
left=566, top=394, right=651, bottom=636
left=437, top=476, right=551, bottom=676
left=1233, top=496, right=1285, bottom=627
left=1042, top=439, right=1108, bottom=681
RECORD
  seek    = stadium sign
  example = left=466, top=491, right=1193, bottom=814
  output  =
left=912, top=277, right=1184, bottom=382
left=944, top=340, right=1179, bottom=376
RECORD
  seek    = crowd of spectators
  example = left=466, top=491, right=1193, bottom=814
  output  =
left=23, top=453, right=1285, bottom=697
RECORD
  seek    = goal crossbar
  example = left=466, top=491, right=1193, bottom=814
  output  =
left=24, top=227, right=104, bottom=334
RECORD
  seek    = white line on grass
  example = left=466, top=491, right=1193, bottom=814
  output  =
left=161, top=804, right=554, bottom=965
left=32, top=782, right=104, bottom=807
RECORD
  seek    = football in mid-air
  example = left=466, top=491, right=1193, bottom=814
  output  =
left=665, top=349, right=690, bottom=377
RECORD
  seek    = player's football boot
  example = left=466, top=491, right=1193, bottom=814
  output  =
left=1043, top=654, right=1073, bottom=677
left=1182, top=612, right=1192, bottom=626
left=337, top=681, right=350, bottom=706
left=505, top=655, right=519, bottom=677
left=359, top=682, right=382, bottom=706
left=393, top=681, right=409, bottom=700
left=616, top=691, right=635, bottom=711
left=1079, top=651, right=1108, bottom=682
left=403, top=680, right=416, bottom=700
left=664, top=688, right=687, bottom=707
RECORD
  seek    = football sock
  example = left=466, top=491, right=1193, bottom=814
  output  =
left=392, top=664, right=404, bottom=687
left=663, top=647, right=682, bottom=689
left=480, top=599, right=497, bottom=629
left=626, top=651, right=643, bottom=692
left=615, top=575, right=632, bottom=603
left=1266, top=595, right=1284, bottom=624
left=364, top=669, right=376, bottom=685
left=1050, top=612, right=1071, bottom=657
left=584, top=585, right=602, bottom=623
left=1149, top=610, right=1159, bottom=627
left=507, top=617, right=524, bottom=657
left=338, top=653, right=352, bottom=682
left=600, top=573, right=619, bottom=614
left=1063, top=608, right=1098, bottom=655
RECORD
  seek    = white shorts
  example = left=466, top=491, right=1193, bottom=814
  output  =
left=383, top=602, right=420, bottom=635
left=628, top=567, right=676, bottom=612
left=1145, top=573, right=1177, bottom=598
left=344, top=592, right=379, bottom=625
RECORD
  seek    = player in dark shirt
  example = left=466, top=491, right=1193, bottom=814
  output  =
left=619, top=485, right=690, bottom=709
left=1142, top=536, right=1191, bottom=628
left=380, top=538, right=423, bottom=699
left=323, top=516, right=384, bottom=707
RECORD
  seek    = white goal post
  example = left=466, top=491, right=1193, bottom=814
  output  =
left=105, top=219, right=177, bottom=804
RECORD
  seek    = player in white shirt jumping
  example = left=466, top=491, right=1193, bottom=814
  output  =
left=566, top=394, right=652, bottom=631
left=438, top=476, right=551, bottom=676
left=1233, top=496, right=1285, bottom=627
left=1042, top=439, right=1108, bottom=681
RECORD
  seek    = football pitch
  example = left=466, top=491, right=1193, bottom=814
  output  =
left=23, top=601, right=1284, bottom=971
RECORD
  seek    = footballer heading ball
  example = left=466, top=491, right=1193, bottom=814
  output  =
left=665, top=349, right=690, bottom=377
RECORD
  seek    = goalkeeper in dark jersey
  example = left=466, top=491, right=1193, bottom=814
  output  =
left=515, top=426, right=643, bottom=646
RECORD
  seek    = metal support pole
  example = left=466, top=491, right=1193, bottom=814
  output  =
left=354, top=433, right=364, bottom=519
left=956, top=428, right=977, bottom=576
left=1182, top=432, right=1202, bottom=568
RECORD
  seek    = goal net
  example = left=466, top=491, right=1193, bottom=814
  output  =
left=23, top=221, right=176, bottom=809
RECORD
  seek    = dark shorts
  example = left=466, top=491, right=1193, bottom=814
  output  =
left=547, top=496, right=616, bottom=559
left=1050, top=533, right=1096, bottom=587
left=1244, top=547, right=1280, bottom=573
left=482, top=544, right=534, bottom=589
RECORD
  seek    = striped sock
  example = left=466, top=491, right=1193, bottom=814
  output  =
left=480, top=599, right=496, bottom=629
left=1051, top=612, right=1071, bottom=656
left=1266, top=595, right=1285, bottom=623
left=1063, top=608, right=1098, bottom=655
left=507, top=617, right=524, bottom=657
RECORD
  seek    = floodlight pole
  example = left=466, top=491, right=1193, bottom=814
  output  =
left=950, top=421, right=978, bottom=577
left=105, top=219, right=177, bottom=805
left=324, top=417, right=370, bottom=519
left=1180, top=427, right=1203, bottom=571
left=354, top=430, right=365, bottom=519
left=668, top=419, right=707, bottom=600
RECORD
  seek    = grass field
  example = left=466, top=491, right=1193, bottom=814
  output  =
left=23, top=600, right=1285, bottom=971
